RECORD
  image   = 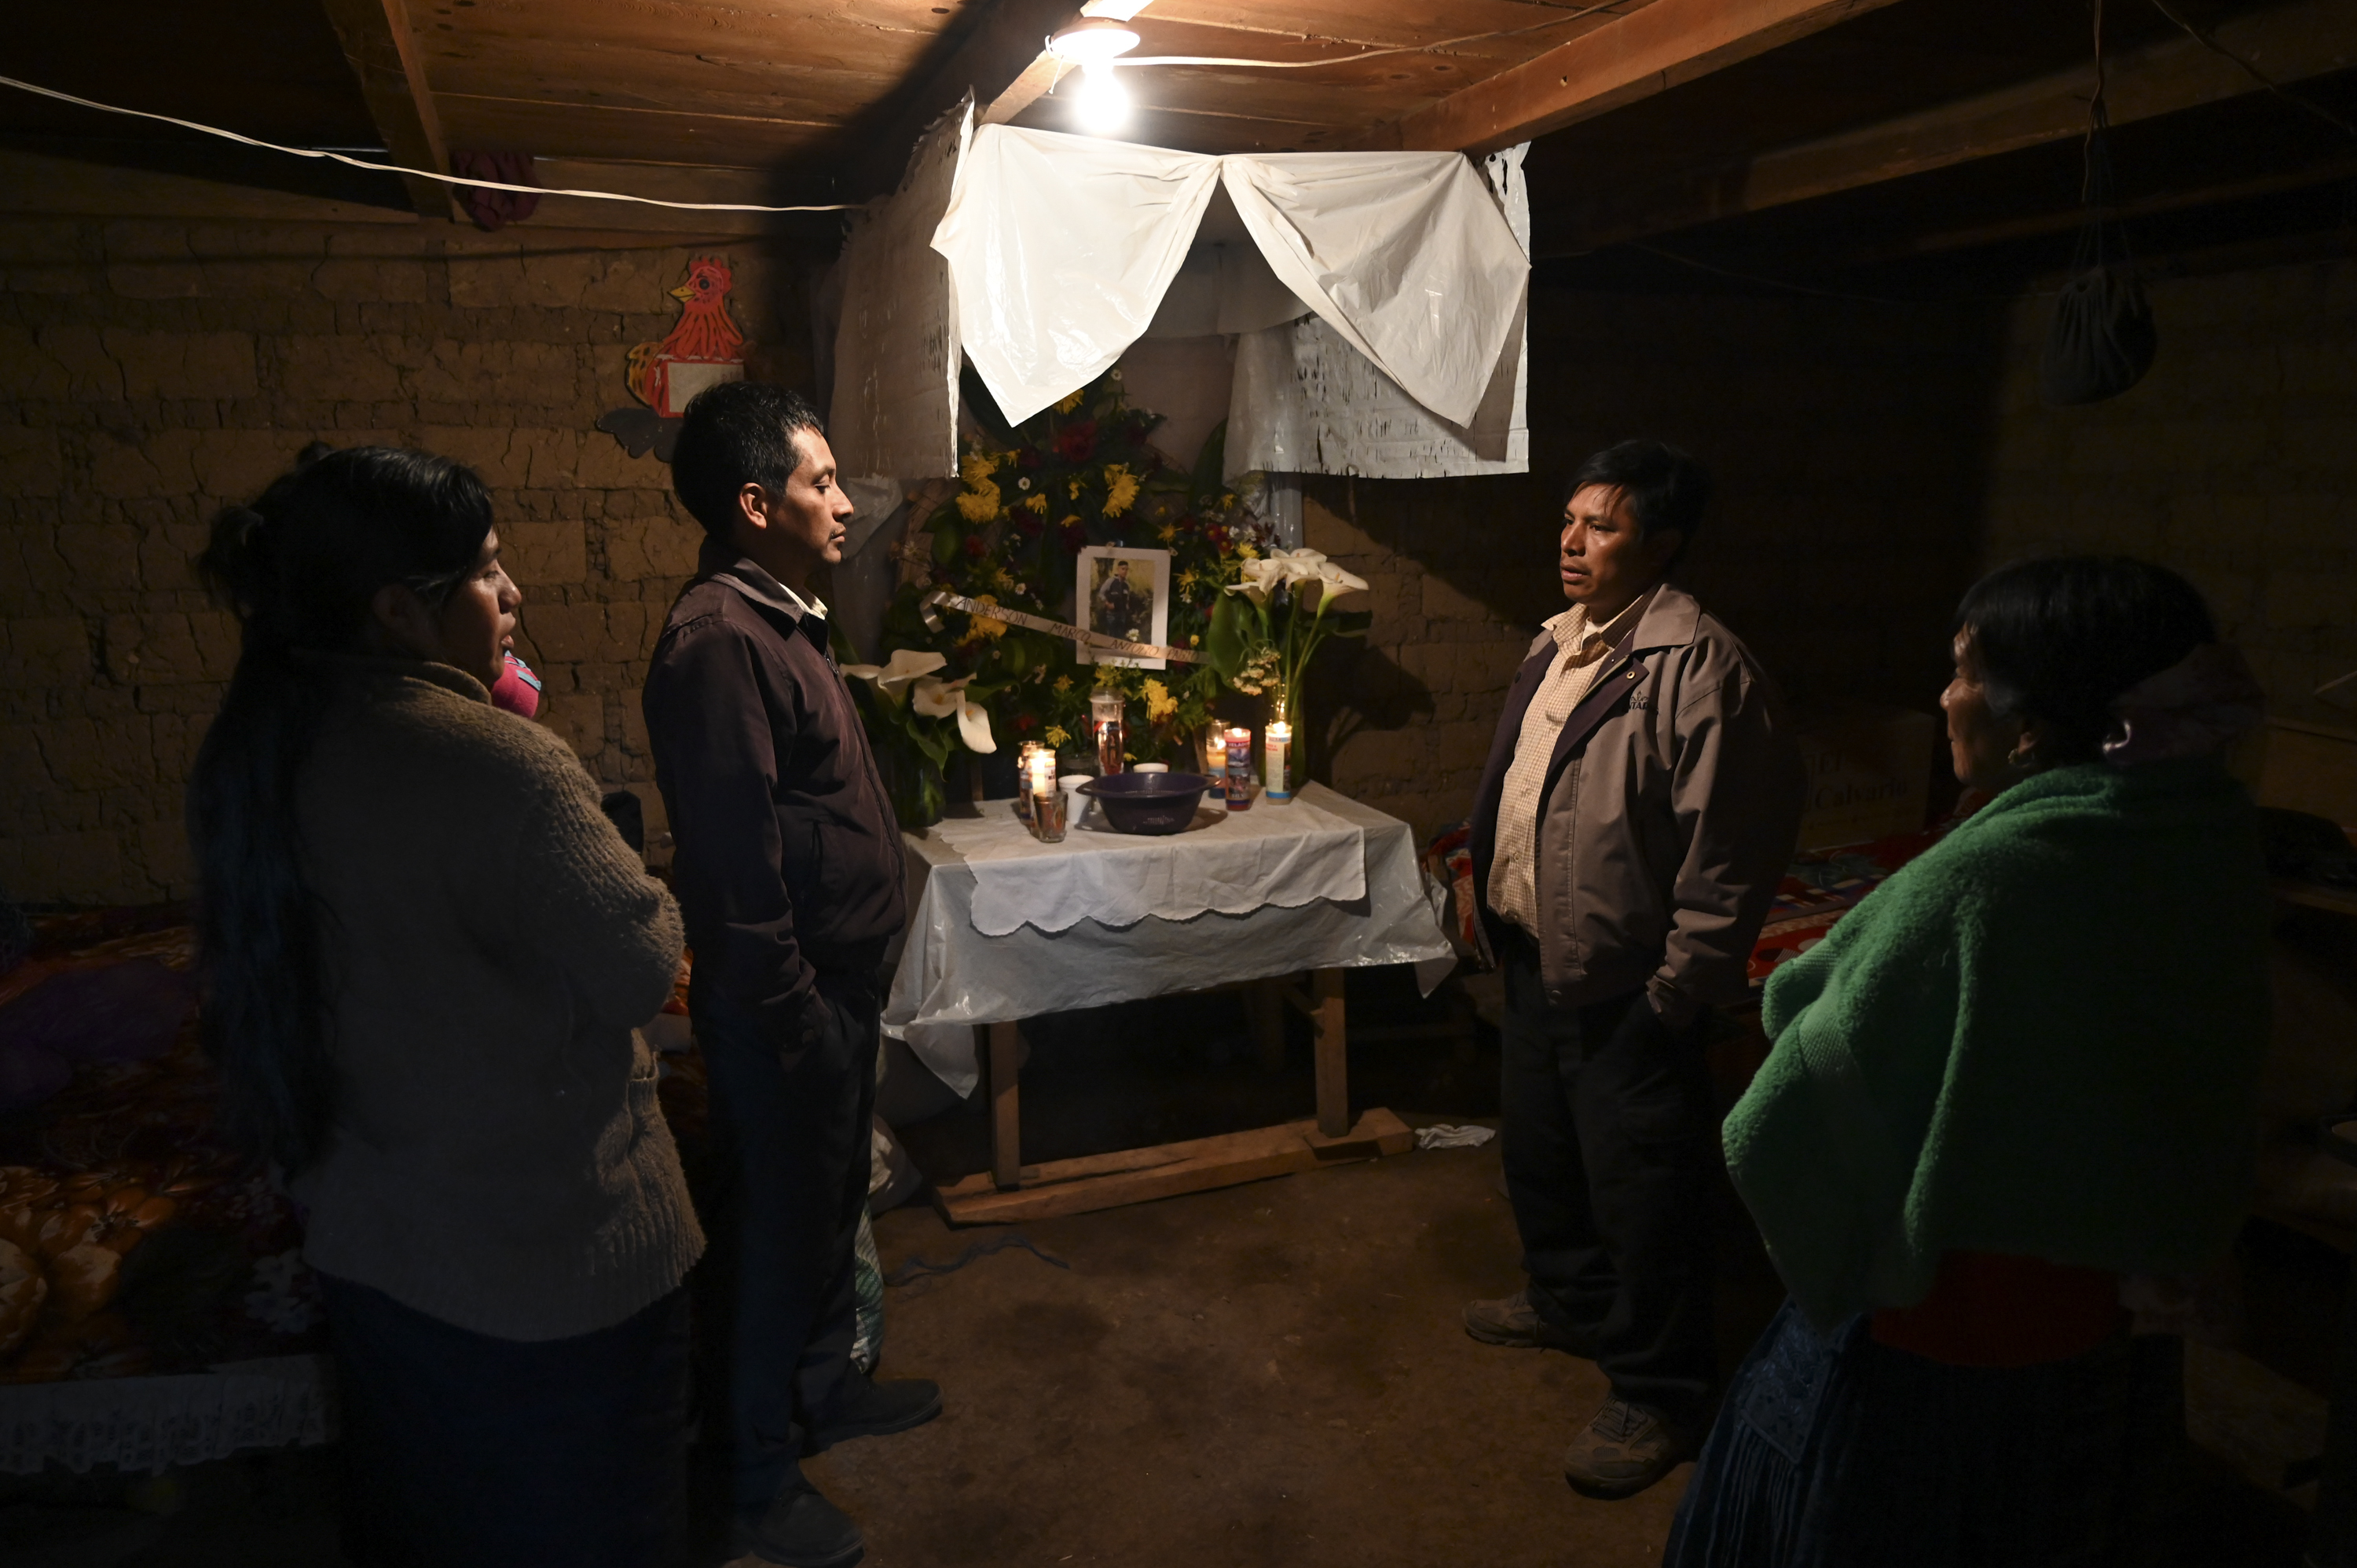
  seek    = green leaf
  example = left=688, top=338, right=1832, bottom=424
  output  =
left=1205, top=592, right=1258, bottom=679
left=1190, top=420, right=1227, bottom=502
left=931, top=524, right=962, bottom=567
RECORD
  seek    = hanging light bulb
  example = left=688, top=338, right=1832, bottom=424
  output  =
left=1072, top=61, right=1131, bottom=135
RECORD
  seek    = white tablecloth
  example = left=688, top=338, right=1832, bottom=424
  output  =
left=884, top=782, right=1453, bottom=1096
left=928, top=790, right=1367, bottom=936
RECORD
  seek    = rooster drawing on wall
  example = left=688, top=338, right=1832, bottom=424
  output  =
left=596, top=256, right=750, bottom=462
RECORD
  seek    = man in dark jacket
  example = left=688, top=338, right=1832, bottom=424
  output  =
left=1464, top=440, right=1802, bottom=1502
left=643, top=381, right=935, bottom=1567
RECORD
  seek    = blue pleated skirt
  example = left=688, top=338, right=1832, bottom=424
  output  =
left=1666, top=1302, right=2181, bottom=1568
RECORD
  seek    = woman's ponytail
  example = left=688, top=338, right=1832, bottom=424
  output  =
left=187, top=445, right=492, bottom=1174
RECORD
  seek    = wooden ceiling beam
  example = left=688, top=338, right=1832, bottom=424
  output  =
left=1358, top=0, right=1907, bottom=155
left=838, top=0, right=1087, bottom=201
left=318, top=0, right=453, bottom=218
left=1542, top=0, right=2357, bottom=256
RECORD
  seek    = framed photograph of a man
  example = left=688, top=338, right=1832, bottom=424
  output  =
left=1075, top=546, right=1172, bottom=670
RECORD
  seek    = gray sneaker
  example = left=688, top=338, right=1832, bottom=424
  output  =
left=1561, top=1396, right=1694, bottom=1500
left=1461, top=1289, right=1597, bottom=1354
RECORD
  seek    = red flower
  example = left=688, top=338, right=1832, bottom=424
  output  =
left=1054, top=420, right=1098, bottom=463
left=1016, top=713, right=1039, bottom=732
left=963, top=534, right=988, bottom=559
left=1015, top=446, right=1043, bottom=469
left=1061, top=522, right=1089, bottom=554
left=1207, top=525, right=1229, bottom=550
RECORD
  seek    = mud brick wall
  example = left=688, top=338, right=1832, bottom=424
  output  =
left=1299, top=285, right=2007, bottom=843
left=0, top=216, right=811, bottom=903
left=1981, top=256, right=2357, bottom=729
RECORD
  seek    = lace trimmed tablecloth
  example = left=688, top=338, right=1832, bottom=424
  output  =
left=885, top=782, right=1454, bottom=1096
left=926, top=789, right=1368, bottom=937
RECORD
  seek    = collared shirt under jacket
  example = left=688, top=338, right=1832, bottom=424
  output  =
left=643, top=540, right=907, bottom=1049
left=1470, top=580, right=1804, bottom=1016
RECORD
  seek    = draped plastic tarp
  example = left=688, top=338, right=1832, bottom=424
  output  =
left=1225, top=144, right=1530, bottom=479
left=931, top=126, right=1528, bottom=430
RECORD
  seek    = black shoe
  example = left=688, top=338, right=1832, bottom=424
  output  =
left=738, top=1470, right=864, bottom=1568
left=1461, top=1289, right=1599, bottom=1356
left=805, top=1373, right=943, bottom=1453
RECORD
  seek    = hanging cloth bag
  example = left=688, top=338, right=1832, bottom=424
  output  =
left=2040, top=22, right=2157, bottom=407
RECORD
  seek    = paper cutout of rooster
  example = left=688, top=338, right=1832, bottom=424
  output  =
left=596, top=257, right=749, bottom=463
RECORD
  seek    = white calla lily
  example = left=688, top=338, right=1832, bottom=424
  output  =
left=1222, top=555, right=1286, bottom=607
left=1310, top=558, right=1369, bottom=609
left=911, top=675, right=997, bottom=753
left=842, top=647, right=948, bottom=701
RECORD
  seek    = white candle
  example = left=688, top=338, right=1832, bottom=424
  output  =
left=1025, top=748, right=1056, bottom=796
left=1264, top=721, right=1291, bottom=801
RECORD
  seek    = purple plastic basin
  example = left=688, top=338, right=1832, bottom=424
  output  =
left=1077, top=772, right=1216, bottom=835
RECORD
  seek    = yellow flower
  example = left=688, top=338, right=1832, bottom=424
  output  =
left=1054, top=389, right=1085, bottom=414
left=961, top=451, right=1000, bottom=485
left=1143, top=679, right=1176, bottom=722
left=1053, top=675, right=1072, bottom=693
left=955, top=478, right=1000, bottom=522
left=1102, top=463, right=1140, bottom=518
left=1156, top=523, right=1177, bottom=544
left=1043, top=725, right=1069, bottom=747
left=1024, top=493, right=1048, bottom=514
left=1237, top=543, right=1259, bottom=561
left=1069, top=478, right=1083, bottom=500
left=968, top=593, right=1008, bottom=639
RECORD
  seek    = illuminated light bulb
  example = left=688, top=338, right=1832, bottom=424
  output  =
left=1072, top=61, right=1131, bottom=135
left=1048, top=18, right=1141, bottom=65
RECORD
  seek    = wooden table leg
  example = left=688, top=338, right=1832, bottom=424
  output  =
left=988, top=1020, right=1022, bottom=1190
left=1309, top=967, right=1347, bottom=1138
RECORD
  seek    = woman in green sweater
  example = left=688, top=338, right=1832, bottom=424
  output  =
left=1666, top=557, right=2270, bottom=1566
left=188, top=446, right=703, bottom=1566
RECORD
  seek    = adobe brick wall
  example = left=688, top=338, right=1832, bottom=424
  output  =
left=1300, top=284, right=2006, bottom=843
left=0, top=216, right=812, bottom=903
left=1980, top=257, right=2357, bottom=729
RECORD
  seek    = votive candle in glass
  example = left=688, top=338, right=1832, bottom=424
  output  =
left=1264, top=721, right=1292, bottom=804
left=1222, top=725, right=1254, bottom=810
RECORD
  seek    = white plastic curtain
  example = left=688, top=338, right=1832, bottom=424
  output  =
left=1225, top=144, right=1530, bottom=479
left=931, top=125, right=1528, bottom=431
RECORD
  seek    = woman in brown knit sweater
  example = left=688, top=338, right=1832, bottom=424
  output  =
left=186, top=446, right=702, bottom=1567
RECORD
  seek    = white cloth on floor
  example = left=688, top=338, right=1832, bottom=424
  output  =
left=1413, top=1123, right=1498, bottom=1152
left=927, top=791, right=1366, bottom=939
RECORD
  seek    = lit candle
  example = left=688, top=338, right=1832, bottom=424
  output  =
left=1264, top=722, right=1292, bottom=803
left=1026, top=747, right=1056, bottom=797
left=1222, top=725, right=1254, bottom=810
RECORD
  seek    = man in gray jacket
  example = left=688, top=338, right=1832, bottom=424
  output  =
left=1464, top=440, right=1802, bottom=1500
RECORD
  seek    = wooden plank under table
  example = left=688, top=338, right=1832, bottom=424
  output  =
left=934, top=967, right=1414, bottom=1224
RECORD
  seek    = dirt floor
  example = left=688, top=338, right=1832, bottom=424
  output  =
left=0, top=969, right=2329, bottom=1566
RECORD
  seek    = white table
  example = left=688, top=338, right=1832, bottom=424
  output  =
left=884, top=782, right=1454, bottom=1222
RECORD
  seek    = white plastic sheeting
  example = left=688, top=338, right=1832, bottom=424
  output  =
left=932, top=126, right=1528, bottom=430
left=827, top=96, right=970, bottom=482
left=1225, top=145, right=1530, bottom=480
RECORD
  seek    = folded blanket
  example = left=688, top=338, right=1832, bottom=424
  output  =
left=1725, top=760, right=2271, bottom=1328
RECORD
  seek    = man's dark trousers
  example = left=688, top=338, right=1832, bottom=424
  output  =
left=692, top=963, right=882, bottom=1516
left=1497, top=927, right=1717, bottom=1426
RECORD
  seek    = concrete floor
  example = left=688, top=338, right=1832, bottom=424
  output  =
left=1, top=972, right=2325, bottom=1565
left=810, top=1133, right=1685, bottom=1568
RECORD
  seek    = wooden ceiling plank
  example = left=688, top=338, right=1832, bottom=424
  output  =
left=318, top=0, right=454, bottom=217
left=1871, top=156, right=2357, bottom=262
left=1546, top=0, right=2357, bottom=254
left=1138, top=0, right=1651, bottom=57
left=1361, top=0, right=1908, bottom=154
